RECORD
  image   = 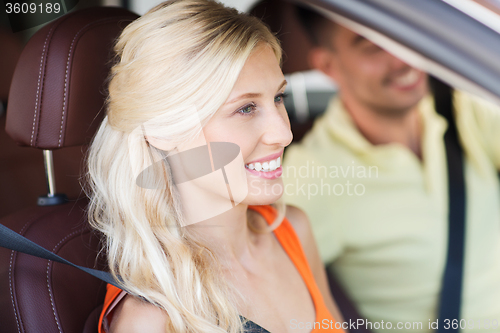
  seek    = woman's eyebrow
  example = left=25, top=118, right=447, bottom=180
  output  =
left=277, top=79, right=287, bottom=92
left=227, top=93, right=261, bottom=104
left=226, top=79, right=287, bottom=105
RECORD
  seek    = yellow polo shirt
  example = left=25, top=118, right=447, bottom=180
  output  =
left=283, top=91, right=500, bottom=332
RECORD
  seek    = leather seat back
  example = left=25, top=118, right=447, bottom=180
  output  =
left=0, top=7, right=138, bottom=333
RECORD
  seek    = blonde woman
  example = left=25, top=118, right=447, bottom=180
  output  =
left=88, top=1, right=345, bottom=332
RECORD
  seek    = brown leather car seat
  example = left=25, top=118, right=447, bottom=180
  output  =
left=0, top=7, right=138, bottom=333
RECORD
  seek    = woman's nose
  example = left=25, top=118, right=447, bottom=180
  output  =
left=260, top=106, right=293, bottom=148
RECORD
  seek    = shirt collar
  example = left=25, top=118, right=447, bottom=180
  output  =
left=323, top=94, right=448, bottom=156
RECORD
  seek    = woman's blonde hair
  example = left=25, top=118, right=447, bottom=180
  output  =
left=86, top=1, right=283, bottom=332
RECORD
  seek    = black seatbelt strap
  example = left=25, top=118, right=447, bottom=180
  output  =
left=0, top=222, right=123, bottom=290
left=432, top=77, right=467, bottom=333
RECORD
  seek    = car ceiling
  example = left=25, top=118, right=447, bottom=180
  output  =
left=295, top=0, right=500, bottom=106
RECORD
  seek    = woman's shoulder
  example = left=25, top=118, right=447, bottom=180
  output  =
left=285, top=205, right=312, bottom=245
left=251, top=204, right=311, bottom=242
left=109, top=294, right=169, bottom=333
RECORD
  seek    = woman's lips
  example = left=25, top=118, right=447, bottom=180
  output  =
left=244, top=151, right=283, bottom=179
left=245, top=166, right=283, bottom=179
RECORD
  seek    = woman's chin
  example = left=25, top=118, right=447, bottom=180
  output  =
left=241, top=178, right=284, bottom=206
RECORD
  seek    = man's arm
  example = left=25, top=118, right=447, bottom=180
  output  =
left=455, top=91, right=500, bottom=169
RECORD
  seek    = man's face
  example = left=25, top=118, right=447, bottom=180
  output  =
left=323, top=25, right=428, bottom=116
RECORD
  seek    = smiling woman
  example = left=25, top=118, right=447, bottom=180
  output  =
left=86, top=0, right=344, bottom=332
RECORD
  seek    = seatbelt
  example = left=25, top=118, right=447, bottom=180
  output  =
left=431, top=77, right=467, bottom=333
left=0, top=222, right=123, bottom=290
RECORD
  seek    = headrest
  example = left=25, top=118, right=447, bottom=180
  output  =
left=6, top=7, right=138, bottom=149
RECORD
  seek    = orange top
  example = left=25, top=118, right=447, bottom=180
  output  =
left=98, top=205, right=344, bottom=332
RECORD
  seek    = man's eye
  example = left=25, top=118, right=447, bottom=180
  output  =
left=237, top=103, right=256, bottom=115
left=363, top=44, right=382, bottom=54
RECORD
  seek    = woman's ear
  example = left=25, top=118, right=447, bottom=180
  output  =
left=308, top=47, right=339, bottom=82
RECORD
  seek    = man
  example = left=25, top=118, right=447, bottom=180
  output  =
left=283, top=6, right=500, bottom=332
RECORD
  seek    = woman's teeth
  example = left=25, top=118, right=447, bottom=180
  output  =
left=246, top=157, right=281, bottom=172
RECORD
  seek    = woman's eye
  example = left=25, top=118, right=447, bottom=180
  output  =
left=274, top=92, right=288, bottom=104
left=237, top=103, right=256, bottom=115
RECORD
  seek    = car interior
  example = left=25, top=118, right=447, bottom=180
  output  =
left=0, top=7, right=139, bottom=332
left=0, top=2, right=355, bottom=331
left=1, top=0, right=500, bottom=332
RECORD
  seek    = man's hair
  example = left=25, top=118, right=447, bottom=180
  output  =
left=294, top=4, right=337, bottom=48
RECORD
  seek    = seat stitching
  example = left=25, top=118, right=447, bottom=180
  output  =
left=58, top=35, right=74, bottom=147
left=9, top=254, right=22, bottom=333
left=31, top=25, right=55, bottom=147
left=58, top=17, right=127, bottom=147
left=9, top=220, right=34, bottom=333
left=46, top=229, right=85, bottom=333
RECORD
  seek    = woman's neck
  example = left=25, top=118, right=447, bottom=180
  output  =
left=185, top=202, right=265, bottom=265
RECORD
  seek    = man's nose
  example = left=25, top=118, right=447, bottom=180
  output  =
left=387, top=52, right=412, bottom=71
